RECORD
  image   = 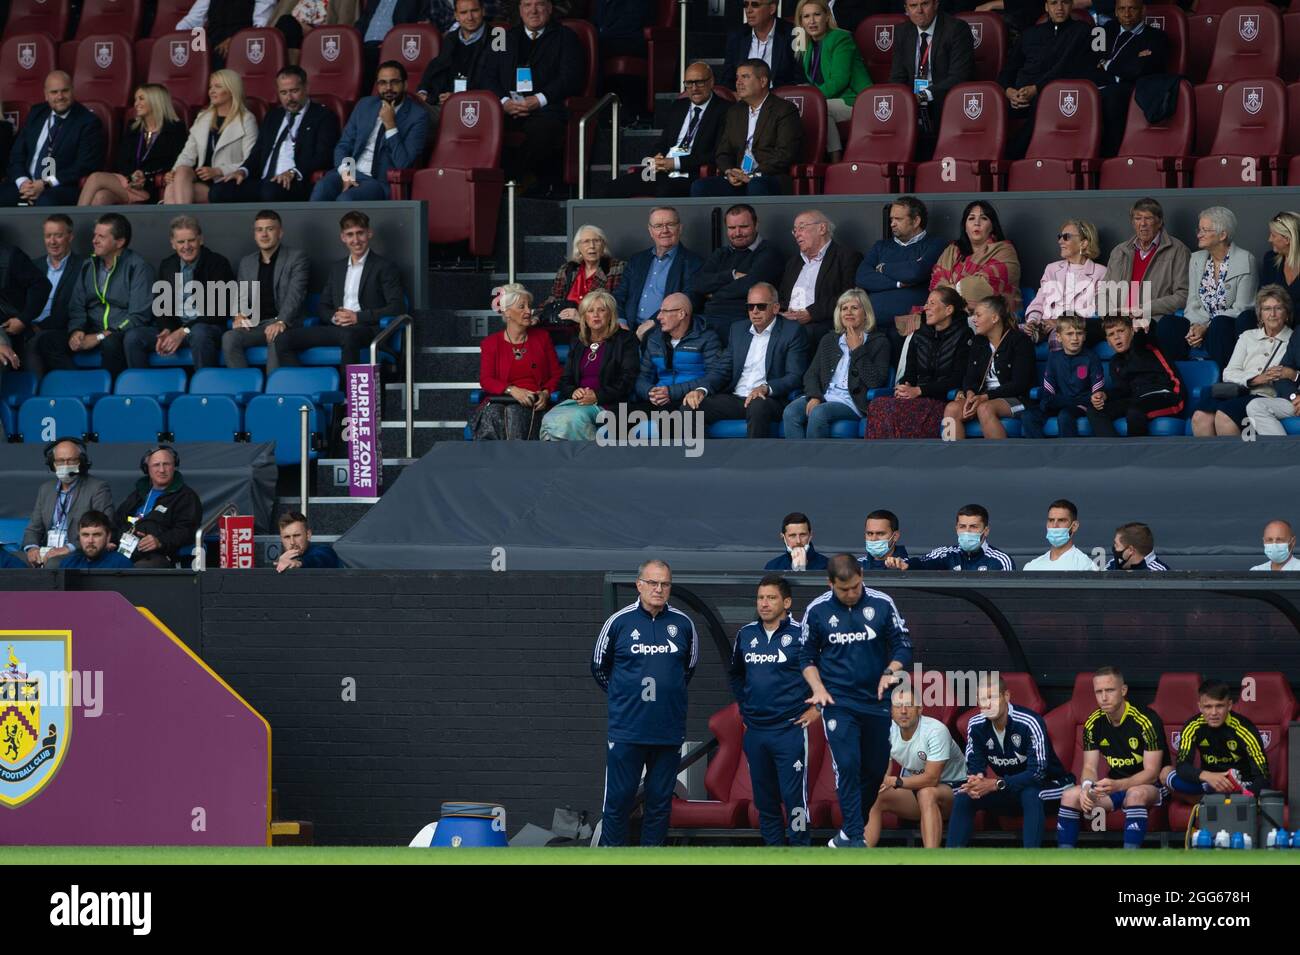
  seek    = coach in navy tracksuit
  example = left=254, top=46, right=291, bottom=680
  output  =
left=727, top=575, right=819, bottom=846
left=889, top=504, right=1015, bottom=572
left=800, top=553, right=913, bottom=847
left=947, top=678, right=1074, bottom=849
left=591, top=559, right=700, bottom=847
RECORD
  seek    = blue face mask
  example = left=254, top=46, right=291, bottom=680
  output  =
left=1264, top=543, right=1292, bottom=564
left=865, top=539, right=891, bottom=559
left=957, top=532, right=983, bottom=553
left=1046, top=527, right=1072, bottom=548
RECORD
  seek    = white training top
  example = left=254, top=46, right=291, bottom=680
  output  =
left=890, top=715, right=967, bottom=785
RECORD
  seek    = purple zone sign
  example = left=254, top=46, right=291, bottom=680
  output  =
left=0, top=592, right=269, bottom=846
left=347, top=364, right=381, bottom=497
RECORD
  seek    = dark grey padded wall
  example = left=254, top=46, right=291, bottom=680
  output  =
left=569, top=189, right=1300, bottom=287
left=0, top=201, right=430, bottom=309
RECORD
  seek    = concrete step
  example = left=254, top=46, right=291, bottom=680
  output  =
left=380, top=421, right=457, bottom=456
left=314, top=458, right=409, bottom=494
left=277, top=496, right=378, bottom=536
left=521, top=234, right=569, bottom=272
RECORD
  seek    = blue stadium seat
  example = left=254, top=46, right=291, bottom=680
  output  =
left=114, top=368, right=187, bottom=406
left=190, top=367, right=263, bottom=405
left=169, top=394, right=242, bottom=442
left=1095, top=340, right=1115, bottom=360
left=146, top=348, right=194, bottom=367
left=555, top=343, right=570, bottom=365
left=0, top=518, right=28, bottom=546
left=245, top=394, right=325, bottom=466
left=294, top=314, right=404, bottom=366
left=963, top=418, right=1023, bottom=437
left=1, top=370, right=37, bottom=436
left=18, top=397, right=89, bottom=442
left=71, top=352, right=103, bottom=369
left=266, top=367, right=344, bottom=411
left=40, top=370, right=112, bottom=404
left=705, top=421, right=783, bottom=438
left=93, top=395, right=165, bottom=443
left=1176, top=359, right=1219, bottom=408
left=1042, top=415, right=1093, bottom=437
left=1281, top=417, right=1300, bottom=435
left=243, top=346, right=270, bottom=366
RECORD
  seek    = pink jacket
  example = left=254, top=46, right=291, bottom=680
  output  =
left=1023, top=259, right=1107, bottom=323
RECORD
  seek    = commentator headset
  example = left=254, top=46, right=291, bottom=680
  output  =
left=43, top=437, right=92, bottom=474
left=139, top=444, right=181, bottom=475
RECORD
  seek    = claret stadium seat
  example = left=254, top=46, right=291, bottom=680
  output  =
left=1143, top=6, right=1188, bottom=76
left=1006, top=80, right=1102, bottom=191
left=59, top=0, right=144, bottom=75
left=1149, top=672, right=1204, bottom=753
left=1202, top=5, right=1282, bottom=84
left=912, top=82, right=1007, bottom=193
left=379, top=23, right=442, bottom=86
left=4, top=0, right=72, bottom=40
left=774, top=85, right=828, bottom=194
left=854, top=15, right=907, bottom=84
left=600, top=0, right=678, bottom=115
left=72, top=33, right=135, bottom=124
left=669, top=703, right=750, bottom=830
left=1099, top=80, right=1195, bottom=190
left=1192, top=78, right=1286, bottom=187
left=955, top=673, right=1047, bottom=744
left=0, top=35, right=57, bottom=110
left=225, top=28, right=288, bottom=105
left=561, top=17, right=599, bottom=189
left=824, top=84, right=918, bottom=195
left=145, top=31, right=212, bottom=111
left=955, top=12, right=1007, bottom=82
left=300, top=25, right=364, bottom=105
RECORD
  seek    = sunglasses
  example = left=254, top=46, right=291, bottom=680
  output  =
left=1057, top=232, right=1078, bottom=241
left=747, top=302, right=775, bottom=310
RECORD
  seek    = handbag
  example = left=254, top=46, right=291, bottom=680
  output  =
left=1209, top=382, right=1248, bottom=399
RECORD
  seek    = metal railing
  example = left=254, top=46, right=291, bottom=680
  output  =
left=679, top=0, right=689, bottom=86
left=370, top=313, right=415, bottom=459
left=506, top=179, right=517, bottom=284
left=191, top=501, right=239, bottom=571
left=577, top=93, right=621, bottom=200
left=299, top=403, right=311, bottom=524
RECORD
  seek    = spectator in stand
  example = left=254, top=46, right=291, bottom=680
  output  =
left=1023, top=499, right=1098, bottom=570
left=860, top=509, right=908, bottom=570
left=1085, top=0, right=1169, bottom=156
left=221, top=210, right=310, bottom=373
left=162, top=71, right=260, bottom=205
left=59, top=511, right=135, bottom=570
left=277, top=211, right=405, bottom=373
left=783, top=289, right=890, bottom=438
left=0, top=547, right=26, bottom=569
left=77, top=85, right=186, bottom=206
left=1258, top=212, right=1300, bottom=309
left=25, top=215, right=84, bottom=376
left=487, top=0, right=584, bottom=199
left=1021, top=220, right=1107, bottom=350
left=535, top=225, right=624, bottom=329
left=867, top=287, right=972, bottom=440
left=594, top=1, right=654, bottom=124
left=795, top=0, right=871, bottom=160
left=930, top=201, right=1022, bottom=314
left=177, top=1, right=273, bottom=68
left=703, top=282, right=810, bottom=439
left=633, top=293, right=728, bottom=415
left=942, top=296, right=1035, bottom=440
left=1162, top=680, right=1269, bottom=803
left=1175, top=207, right=1260, bottom=371
left=357, top=0, right=428, bottom=91
left=417, top=0, right=494, bottom=126
left=779, top=210, right=863, bottom=350
left=1244, top=289, right=1300, bottom=436
left=691, top=59, right=803, bottom=198
left=886, top=503, right=1016, bottom=571
left=0, top=240, right=52, bottom=380
left=20, top=439, right=112, bottom=570
left=539, top=290, right=640, bottom=440
left=594, top=63, right=728, bottom=200
left=827, top=0, right=870, bottom=33
left=1192, top=285, right=1291, bottom=438
left=0, top=72, right=105, bottom=207
left=692, top=204, right=786, bottom=343
left=969, top=0, right=1047, bottom=40
left=147, top=216, right=237, bottom=370
left=719, top=0, right=804, bottom=90
left=613, top=207, right=703, bottom=343
left=888, top=0, right=975, bottom=154
left=856, top=196, right=948, bottom=347
left=211, top=66, right=341, bottom=203
left=1088, top=315, right=1184, bottom=436
left=1101, top=197, right=1190, bottom=360
left=65, top=214, right=156, bottom=377
left=271, top=0, right=359, bottom=60
left=1021, top=314, right=1104, bottom=438
left=275, top=511, right=344, bottom=570
left=1106, top=522, right=1169, bottom=570
left=472, top=283, right=562, bottom=440
left=1252, top=519, right=1300, bottom=571
left=999, top=0, right=1093, bottom=160
left=113, top=446, right=203, bottom=569
left=765, top=512, right=829, bottom=572
left=311, top=62, right=429, bottom=202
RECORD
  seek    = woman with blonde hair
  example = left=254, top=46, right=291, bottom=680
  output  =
left=1259, top=211, right=1300, bottom=311
left=472, top=283, right=563, bottom=440
left=78, top=84, right=186, bottom=206
left=539, top=290, right=640, bottom=440
left=1021, top=219, right=1107, bottom=349
left=795, top=0, right=871, bottom=160
left=162, top=70, right=258, bottom=204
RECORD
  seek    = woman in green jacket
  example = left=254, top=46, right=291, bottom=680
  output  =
left=796, top=0, right=872, bottom=159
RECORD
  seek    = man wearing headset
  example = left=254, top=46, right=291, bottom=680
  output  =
left=112, top=445, right=203, bottom=568
left=21, top=438, right=114, bottom=568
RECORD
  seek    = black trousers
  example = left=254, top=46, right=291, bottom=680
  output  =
left=701, top=391, right=783, bottom=438
left=28, top=328, right=76, bottom=374
left=591, top=170, right=694, bottom=199
left=1086, top=392, right=1181, bottom=436
left=503, top=112, right=567, bottom=185
left=209, top=174, right=314, bottom=203
left=276, top=324, right=378, bottom=368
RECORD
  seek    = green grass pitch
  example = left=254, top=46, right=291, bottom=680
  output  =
left=8, top=847, right=1300, bottom=865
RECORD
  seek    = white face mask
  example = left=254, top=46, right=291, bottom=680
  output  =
left=55, top=465, right=79, bottom=481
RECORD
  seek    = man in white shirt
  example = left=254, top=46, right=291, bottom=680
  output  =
left=720, top=0, right=801, bottom=89
left=1252, top=519, right=1300, bottom=571
left=1024, top=499, right=1099, bottom=571
left=866, top=683, right=967, bottom=848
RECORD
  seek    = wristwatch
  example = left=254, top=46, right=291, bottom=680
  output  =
left=894, top=777, right=904, bottom=789
left=996, top=778, right=1007, bottom=791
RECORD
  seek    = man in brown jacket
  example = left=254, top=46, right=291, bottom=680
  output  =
left=1101, top=197, right=1191, bottom=359
left=690, top=59, right=802, bottom=197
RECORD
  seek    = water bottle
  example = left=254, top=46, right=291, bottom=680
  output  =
left=1214, top=829, right=1231, bottom=848
left=1194, top=828, right=1213, bottom=849
left=1292, top=829, right=1300, bottom=847
left=1242, top=833, right=1253, bottom=850
left=1229, top=832, right=1245, bottom=850
left=1280, top=829, right=1294, bottom=848
left=1266, top=828, right=1284, bottom=848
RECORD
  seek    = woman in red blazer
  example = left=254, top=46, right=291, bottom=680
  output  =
left=471, top=284, right=563, bottom=440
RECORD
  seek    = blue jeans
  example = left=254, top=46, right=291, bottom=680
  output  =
left=782, top=398, right=860, bottom=438
left=310, top=170, right=390, bottom=202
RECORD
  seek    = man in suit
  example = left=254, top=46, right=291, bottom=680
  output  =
left=276, top=211, right=406, bottom=373
left=613, top=207, right=704, bottom=343
left=139, top=216, right=236, bottom=370
left=221, top=210, right=310, bottom=374
left=65, top=214, right=156, bottom=377
left=310, top=61, right=429, bottom=202
left=20, top=438, right=114, bottom=569
left=0, top=71, right=105, bottom=207
left=594, top=62, right=727, bottom=199
left=999, top=0, right=1092, bottom=159
left=417, top=0, right=495, bottom=125
left=1086, top=0, right=1169, bottom=156
left=0, top=239, right=53, bottom=378
left=358, top=0, right=429, bottom=91
left=719, top=0, right=804, bottom=90
left=487, top=0, right=585, bottom=197
left=691, top=59, right=802, bottom=197
left=701, top=282, right=809, bottom=438
left=889, top=0, right=975, bottom=151
left=27, top=215, right=85, bottom=376
left=211, top=67, right=341, bottom=203
left=692, top=203, right=787, bottom=343
left=780, top=210, right=863, bottom=349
